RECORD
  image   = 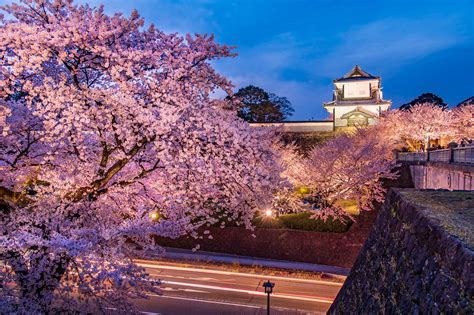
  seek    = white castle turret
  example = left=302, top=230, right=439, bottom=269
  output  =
left=323, top=65, right=391, bottom=127
left=250, top=65, right=391, bottom=132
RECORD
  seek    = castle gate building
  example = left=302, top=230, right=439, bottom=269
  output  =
left=250, top=65, right=392, bottom=133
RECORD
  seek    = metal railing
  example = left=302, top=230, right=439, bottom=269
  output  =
left=429, top=149, right=451, bottom=163
left=397, top=152, right=428, bottom=162
left=397, top=147, right=474, bottom=164
left=453, top=146, right=474, bottom=164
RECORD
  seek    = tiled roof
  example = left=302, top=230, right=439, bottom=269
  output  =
left=334, top=65, right=379, bottom=82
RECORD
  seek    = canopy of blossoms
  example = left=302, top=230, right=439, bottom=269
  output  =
left=0, top=0, right=285, bottom=312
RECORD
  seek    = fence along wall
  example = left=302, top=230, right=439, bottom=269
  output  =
left=397, top=147, right=474, bottom=190
left=397, top=147, right=474, bottom=164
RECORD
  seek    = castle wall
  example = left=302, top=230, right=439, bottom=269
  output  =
left=329, top=189, right=474, bottom=314
left=250, top=121, right=334, bottom=132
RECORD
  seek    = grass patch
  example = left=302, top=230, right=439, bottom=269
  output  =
left=254, top=212, right=353, bottom=233
left=335, top=199, right=360, bottom=215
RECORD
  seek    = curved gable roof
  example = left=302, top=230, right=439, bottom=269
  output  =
left=334, top=65, right=379, bottom=82
left=340, top=107, right=377, bottom=119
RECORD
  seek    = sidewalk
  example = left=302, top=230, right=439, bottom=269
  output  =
left=159, top=247, right=350, bottom=276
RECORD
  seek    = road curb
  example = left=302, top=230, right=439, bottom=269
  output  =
left=160, top=247, right=350, bottom=277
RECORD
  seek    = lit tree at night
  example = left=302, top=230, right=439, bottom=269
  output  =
left=380, top=103, right=456, bottom=151
left=275, top=127, right=398, bottom=221
left=278, top=103, right=472, bottom=220
left=452, top=104, right=474, bottom=141
left=0, top=0, right=285, bottom=312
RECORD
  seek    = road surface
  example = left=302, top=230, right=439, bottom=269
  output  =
left=134, top=260, right=343, bottom=314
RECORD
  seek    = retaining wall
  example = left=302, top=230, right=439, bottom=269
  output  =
left=155, top=209, right=377, bottom=268
left=329, top=189, right=474, bottom=313
left=410, top=162, right=473, bottom=190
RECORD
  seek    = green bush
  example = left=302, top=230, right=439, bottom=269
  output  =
left=253, top=212, right=352, bottom=233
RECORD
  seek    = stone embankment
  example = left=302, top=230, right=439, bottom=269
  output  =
left=329, top=189, right=473, bottom=313
left=155, top=210, right=376, bottom=269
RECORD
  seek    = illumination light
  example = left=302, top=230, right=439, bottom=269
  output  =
left=149, top=212, right=158, bottom=220
left=265, top=209, right=273, bottom=217
left=298, top=187, right=310, bottom=194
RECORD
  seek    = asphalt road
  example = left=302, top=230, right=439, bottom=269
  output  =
left=134, top=260, right=343, bottom=314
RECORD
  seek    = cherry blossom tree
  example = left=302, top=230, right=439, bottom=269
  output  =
left=452, top=104, right=474, bottom=141
left=275, top=127, right=398, bottom=221
left=380, top=103, right=456, bottom=151
left=0, top=1, right=284, bottom=313
left=275, top=103, right=468, bottom=221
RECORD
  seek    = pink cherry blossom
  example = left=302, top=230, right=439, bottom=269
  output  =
left=0, top=1, right=284, bottom=312
left=452, top=104, right=474, bottom=141
left=379, top=103, right=457, bottom=151
left=276, top=127, right=398, bottom=221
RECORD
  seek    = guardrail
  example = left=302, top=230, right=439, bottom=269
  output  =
left=396, top=147, right=474, bottom=164
left=429, top=149, right=451, bottom=163
left=453, top=146, right=474, bottom=163
left=397, top=152, right=428, bottom=162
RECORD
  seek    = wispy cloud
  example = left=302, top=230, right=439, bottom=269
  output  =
left=1, top=0, right=472, bottom=118
left=317, top=17, right=468, bottom=77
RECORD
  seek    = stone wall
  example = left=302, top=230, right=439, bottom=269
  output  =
left=410, top=162, right=473, bottom=190
left=329, top=189, right=473, bottom=314
left=155, top=209, right=378, bottom=269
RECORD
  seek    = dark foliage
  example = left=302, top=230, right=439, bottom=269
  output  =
left=399, top=92, right=447, bottom=110
left=234, top=85, right=294, bottom=122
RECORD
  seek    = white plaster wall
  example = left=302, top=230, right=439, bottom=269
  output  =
left=249, top=122, right=334, bottom=132
left=327, top=104, right=388, bottom=119
left=334, top=79, right=379, bottom=94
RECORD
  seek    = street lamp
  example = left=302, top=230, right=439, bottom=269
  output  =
left=262, top=280, right=275, bottom=315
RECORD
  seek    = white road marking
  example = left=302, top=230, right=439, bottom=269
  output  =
left=161, top=287, right=209, bottom=294
left=136, top=261, right=343, bottom=286
left=148, top=294, right=262, bottom=309
left=107, top=307, right=161, bottom=315
left=160, top=274, right=217, bottom=282
left=188, top=277, right=216, bottom=281
left=162, top=280, right=334, bottom=304
left=182, top=288, right=210, bottom=293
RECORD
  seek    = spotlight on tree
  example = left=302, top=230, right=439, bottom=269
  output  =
left=149, top=211, right=159, bottom=221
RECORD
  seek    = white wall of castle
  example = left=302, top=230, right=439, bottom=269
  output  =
left=250, top=121, right=333, bottom=132
left=326, top=103, right=390, bottom=127
left=334, top=79, right=379, bottom=99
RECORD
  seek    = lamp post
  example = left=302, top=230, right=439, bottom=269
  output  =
left=262, top=280, right=275, bottom=315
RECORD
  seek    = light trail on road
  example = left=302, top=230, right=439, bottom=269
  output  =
left=161, top=280, right=334, bottom=304
left=148, top=294, right=262, bottom=309
left=136, top=260, right=344, bottom=286
left=135, top=259, right=342, bottom=314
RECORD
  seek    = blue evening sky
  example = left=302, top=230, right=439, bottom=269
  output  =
left=3, top=0, right=474, bottom=120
